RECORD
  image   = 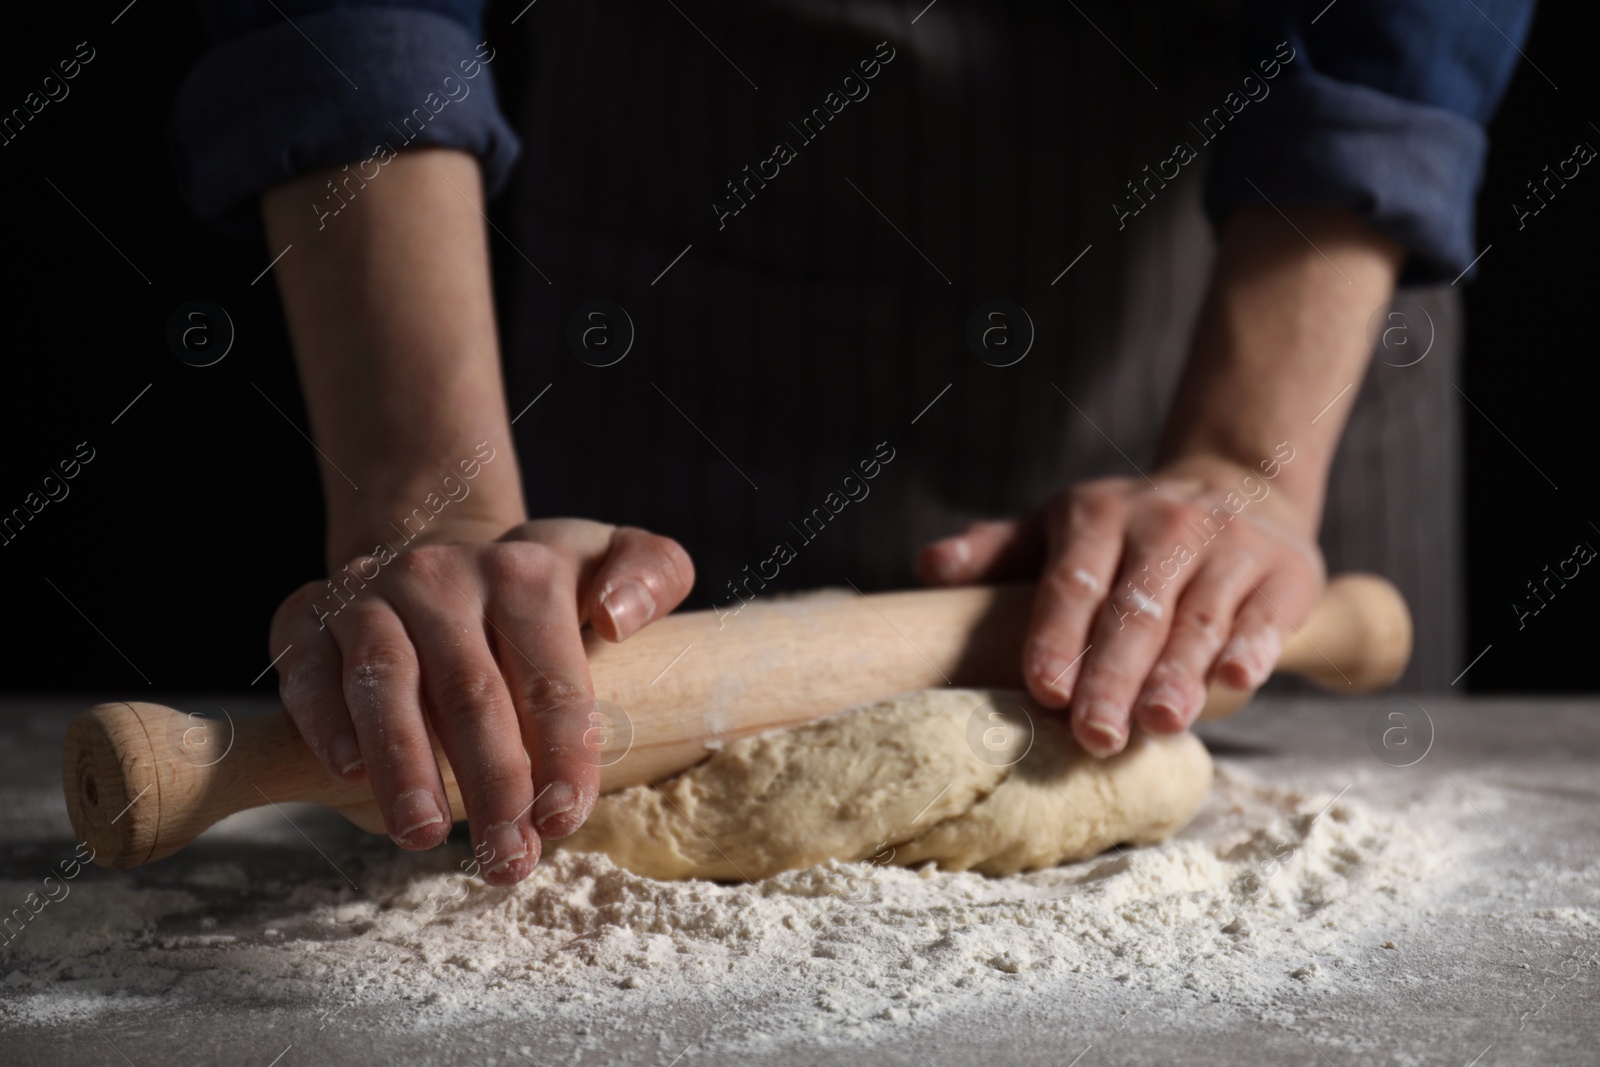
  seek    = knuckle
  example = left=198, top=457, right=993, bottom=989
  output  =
left=615, top=527, right=696, bottom=593
left=483, top=540, right=558, bottom=588
left=1108, top=599, right=1166, bottom=635
left=1207, top=548, right=1252, bottom=574
left=338, top=595, right=394, bottom=629
left=462, top=765, right=529, bottom=805
left=1129, top=500, right=1202, bottom=548
left=391, top=544, right=454, bottom=584
left=515, top=674, right=592, bottom=714
left=1143, top=658, right=1191, bottom=685
left=345, top=640, right=417, bottom=689
left=1040, top=566, right=1096, bottom=604
left=1061, top=487, right=1118, bottom=532
left=1121, top=607, right=1165, bottom=632
left=431, top=666, right=509, bottom=717
left=1159, top=500, right=1208, bottom=535
left=1025, top=635, right=1075, bottom=674
left=1173, top=606, right=1224, bottom=645
left=1077, top=662, right=1140, bottom=697
left=371, top=735, right=433, bottom=778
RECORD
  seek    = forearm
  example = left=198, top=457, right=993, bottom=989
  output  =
left=1157, top=205, right=1404, bottom=534
left=261, top=147, right=525, bottom=568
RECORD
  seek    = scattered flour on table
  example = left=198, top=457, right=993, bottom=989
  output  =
left=1, top=767, right=1510, bottom=1047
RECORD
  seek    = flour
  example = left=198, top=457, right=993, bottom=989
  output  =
left=0, top=766, right=1488, bottom=1050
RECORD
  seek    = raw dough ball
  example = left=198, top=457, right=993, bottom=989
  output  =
left=558, top=689, right=1212, bottom=881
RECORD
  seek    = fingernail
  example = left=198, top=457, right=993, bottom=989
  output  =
left=1221, top=630, right=1283, bottom=687
left=1076, top=701, right=1126, bottom=755
left=599, top=579, right=656, bottom=638
left=1139, top=684, right=1189, bottom=731
left=937, top=539, right=970, bottom=582
left=329, top=735, right=363, bottom=778
left=535, top=780, right=577, bottom=832
left=481, top=821, right=531, bottom=874
left=1035, top=656, right=1077, bottom=701
left=392, top=789, right=446, bottom=845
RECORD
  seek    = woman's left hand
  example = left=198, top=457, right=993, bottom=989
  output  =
left=916, top=453, right=1325, bottom=756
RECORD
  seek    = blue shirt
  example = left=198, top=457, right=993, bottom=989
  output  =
left=171, top=0, right=1536, bottom=283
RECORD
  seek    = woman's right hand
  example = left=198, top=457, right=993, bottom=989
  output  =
left=268, top=518, right=695, bottom=886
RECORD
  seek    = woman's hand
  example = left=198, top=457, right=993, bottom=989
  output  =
left=917, top=454, right=1324, bottom=757
left=258, top=152, right=703, bottom=884
left=919, top=203, right=1402, bottom=757
left=269, top=518, right=694, bottom=886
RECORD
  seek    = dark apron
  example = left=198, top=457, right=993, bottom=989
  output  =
left=498, top=0, right=1462, bottom=689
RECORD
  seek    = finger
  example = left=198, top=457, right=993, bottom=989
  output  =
left=486, top=543, right=602, bottom=840
left=326, top=597, right=453, bottom=853
left=1133, top=557, right=1255, bottom=734
left=1023, top=493, right=1124, bottom=708
left=916, top=516, right=1046, bottom=586
left=1213, top=572, right=1314, bottom=691
left=388, top=550, right=540, bottom=885
left=270, top=580, right=366, bottom=782
left=581, top=527, right=696, bottom=642
left=273, top=590, right=365, bottom=783
left=1069, top=542, right=1196, bottom=757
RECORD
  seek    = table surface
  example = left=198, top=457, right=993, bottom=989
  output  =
left=2, top=693, right=1597, bottom=1067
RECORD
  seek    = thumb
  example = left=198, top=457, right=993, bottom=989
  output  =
left=916, top=515, right=1046, bottom=586
left=584, top=527, right=696, bottom=642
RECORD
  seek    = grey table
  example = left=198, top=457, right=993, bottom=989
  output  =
left=2, top=694, right=1597, bottom=1066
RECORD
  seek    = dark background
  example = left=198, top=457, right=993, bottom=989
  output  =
left=0, top=1, right=1594, bottom=695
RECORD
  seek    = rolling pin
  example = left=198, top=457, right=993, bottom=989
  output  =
left=63, top=573, right=1409, bottom=869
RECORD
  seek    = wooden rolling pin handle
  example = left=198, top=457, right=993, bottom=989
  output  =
left=1280, top=571, right=1413, bottom=690
left=1197, top=571, right=1413, bottom=719
left=64, top=573, right=1409, bottom=869
left=66, top=703, right=345, bottom=869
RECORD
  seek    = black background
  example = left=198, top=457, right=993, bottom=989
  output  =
left=0, top=1, right=1594, bottom=695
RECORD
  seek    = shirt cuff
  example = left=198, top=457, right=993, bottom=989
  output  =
left=171, top=8, right=520, bottom=233
left=1204, top=68, right=1487, bottom=285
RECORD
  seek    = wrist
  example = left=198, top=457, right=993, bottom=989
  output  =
left=1153, top=448, right=1322, bottom=540
left=325, top=470, right=529, bottom=566
left=1153, top=204, right=1400, bottom=542
left=327, top=509, right=526, bottom=568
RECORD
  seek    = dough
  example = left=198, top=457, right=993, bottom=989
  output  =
left=558, top=689, right=1212, bottom=880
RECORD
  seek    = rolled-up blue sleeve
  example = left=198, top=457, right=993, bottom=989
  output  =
left=1206, top=0, right=1537, bottom=282
left=172, top=1, right=520, bottom=231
